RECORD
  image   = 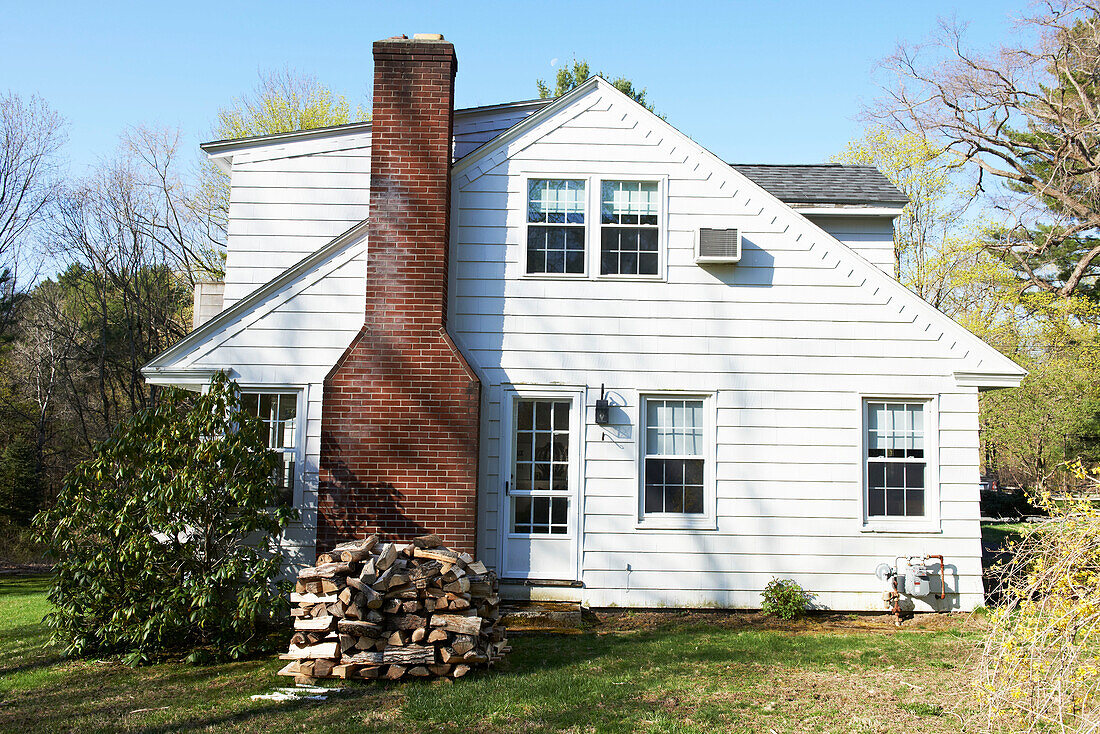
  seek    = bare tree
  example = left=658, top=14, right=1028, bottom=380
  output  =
left=874, top=1, right=1100, bottom=296
left=0, top=93, right=65, bottom=331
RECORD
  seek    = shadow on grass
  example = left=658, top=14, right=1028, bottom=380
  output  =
left=0, top=620, right=974, bottom=734
left=0, top=574, right=51, bottom=598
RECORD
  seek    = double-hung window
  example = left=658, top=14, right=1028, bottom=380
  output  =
left=526, top=178, right=586, bottom=275
left=642, top=397, right=706, bottom=516
left=865, top=401, right=928, bottom=519
left=241, top=392, right=298, bottom=507
left=601, top=180, right=659, bottom=276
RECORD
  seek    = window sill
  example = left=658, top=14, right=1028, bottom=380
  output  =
left=635, top=516, right=717, bottom=531
left=861, top=522, right=942, bottom=534
left=595, top=274, right=665, bottom=282
left=521, top=273, right=590, bottom=280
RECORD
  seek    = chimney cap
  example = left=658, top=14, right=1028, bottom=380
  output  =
left=412, top=33, right=445, bottom=41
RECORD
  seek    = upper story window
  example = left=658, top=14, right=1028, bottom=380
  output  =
left=526, top=179, right=586, bottom=275
left=601, top=180, right=659, bottom=276
left=865, top=401, right=928, bottom=518
left=241, top=391, right=298, bottom=507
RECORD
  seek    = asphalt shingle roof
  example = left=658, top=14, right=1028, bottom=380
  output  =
left=729, top=164, right=909, bottom=207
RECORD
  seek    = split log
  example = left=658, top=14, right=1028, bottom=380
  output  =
left=343, top=650, right=384, bottom=665
left=383, top=645, right=436, bottom=665
left=375, top=543, right=397, bottom=571
left=407, top=666, right=430, bottom=677
left=294, top=615, right=337, bottom=632
left=290, top=592, right=337, bottom=605
left=284, top=640, right=339, bottom=659
left=298, top=562, right=353, bottom=580
left=384, top=665, right=407, bottom=680
left=431, top=614, right=482, bottom=636
left=412, top=534, right=445, bottom=548
left=313, top=659, right=337, bottom=678
left=358, top=666, right=382, bottom=679
left=415, top=547, right=459, bottom=564
left=453, top=664, right=471, bottom=678
left=337, top=619, right=381, bottom=636
left=467, top=560, right=488, bottom=575
left=452, top=635, right=475, bottom=655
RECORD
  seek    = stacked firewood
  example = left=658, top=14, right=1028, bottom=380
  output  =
left=276, top=534, right=508, bottom=682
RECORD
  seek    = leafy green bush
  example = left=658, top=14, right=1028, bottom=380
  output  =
left=35, top=373, right=295, bottom=664
left=760, top=577, right=813, bottom=620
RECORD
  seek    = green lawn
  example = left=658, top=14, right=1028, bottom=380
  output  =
left=981, top=521, right=1033, bottom=548
left=0, top=574, right=983, bottom=733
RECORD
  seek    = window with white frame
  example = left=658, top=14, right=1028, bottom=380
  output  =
left=511, top=399, right=570, bottom=534
left=526, top=178, right=586, bottom=275
left=601, top=180, right=659, bottom=276
left=865, top=401, right=928, bottom=518
left=642, top=397, right=705, bottom=514
left=241, top=392, right=298, bottom=506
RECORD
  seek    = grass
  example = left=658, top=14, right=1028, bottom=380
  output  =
left=981, top=521, right=1033, bottom=548
left=0, top=574, right=985, bottom=733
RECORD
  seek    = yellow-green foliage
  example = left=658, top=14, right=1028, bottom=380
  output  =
left=976, top=462, right=1100, bottom=731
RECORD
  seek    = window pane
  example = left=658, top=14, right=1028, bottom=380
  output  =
left=601, top=180, right=658, bottom=224
left=886, top=488, right=905, bottom=515
left=665, top=487, right=684, bottom=513
left=868, top=462, right=886, bottom=489
left=906, top=489, right=925, bottom=517
left=644, top=482, right=664, bottom=513
left=528, top=179, right=585, bottom=223
left=241, top=393, right=258, bottom=414
left=886, top=462, right=904, bottom=488
left=868, top=488, right=886, bottom=516
left=513, top=496, right=532, bottom=532
left=905, top=463, right=924, bottom=489
left=684, top=486, right=704, bottom=514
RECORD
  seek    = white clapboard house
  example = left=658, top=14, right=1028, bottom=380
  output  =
left=144, top=35, right=1024, bottom=611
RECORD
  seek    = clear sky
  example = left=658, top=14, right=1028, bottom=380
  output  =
left=4, top=1, right=1030, bottom=176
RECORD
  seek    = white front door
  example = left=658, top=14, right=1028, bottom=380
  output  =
left=500, top=389, right=581, bottom=580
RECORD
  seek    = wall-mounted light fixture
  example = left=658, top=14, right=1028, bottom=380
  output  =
left=595, top=383, right=610, bottom=425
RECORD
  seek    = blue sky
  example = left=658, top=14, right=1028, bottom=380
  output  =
left=4, top=1, right=1029, bottom=176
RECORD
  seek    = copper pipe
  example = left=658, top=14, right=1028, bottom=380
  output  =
left=926, top=554, right=947, bottom=600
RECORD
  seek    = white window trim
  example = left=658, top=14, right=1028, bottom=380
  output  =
left=594, top=175, right=668, bottom=282
left=636, top=391, right=717, bottom=531
left=239, top=385, right=306, bottom=510
left=859, top=394, right=942, bottom=534
left=520, top=174, right=592, bottom=280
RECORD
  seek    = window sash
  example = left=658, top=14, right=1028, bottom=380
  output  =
left=864, top=401, right=928, bottom=519
left=642, top=398, right=706, bottom=516
left=241, top=391, right=298, bottom=506
left=600, top=180, right=659, bottom=275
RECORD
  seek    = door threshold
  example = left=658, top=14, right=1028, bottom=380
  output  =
left=500, top=578, right=584, bottom=588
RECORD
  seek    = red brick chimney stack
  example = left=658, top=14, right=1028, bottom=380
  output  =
left=318, top=34, right=481, bottom=555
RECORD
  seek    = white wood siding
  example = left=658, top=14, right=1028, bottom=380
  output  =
left=168, top=238, right=367, bottom=566
left=806, top=214, right=896, bottom=276
left=451, top=87, right=990, bottom=611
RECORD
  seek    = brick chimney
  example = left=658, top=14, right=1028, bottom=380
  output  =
left=318, top=35, right=481, bottom=555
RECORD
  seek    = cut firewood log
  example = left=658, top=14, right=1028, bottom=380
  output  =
left=411, top=627, right=427, bottom=643
left=291, top=631, right=329, bottom=648
left=468, top=580, right=492, bottom=598
left=294, top=615, right=337, bottom=632
left=298, top=562, right=353, bottom=580
left=383, top=645, right=436, bottom=665
left=358, top=557, right=377, bottom=584
left=337, top=619, right=381, bottom=636
left=320, top=579, right=340, bottom=594
left=339, top=634, right=357, bottom=653
left=375, top=543, right=398, bottom=571
left=467, top=560, right=488, bottom=575
left=316, top=553, right=335, bottom=565
left=412, top=534, right=445, bottom=549
left=427, top=628, right=450, bottom=644
left=453, top=664, right=471, bottom=678
left=407, top=666, right=430, bottom=677
left=313, top=659, right=337, bottom=678
left=374, top=566, right=396, bottom=591
left=284, top=640, right=339, bottom=659
left=387, top=630, right=407, bottom=647
left=358, top=666, right=382, bottom=679
left=338, top=587, right=354, bottom=605
left=439, top=646, right=461, bottom=664
left=394, top=614, right=427, bottom=630
left=276, top=661, right=300, bottom=677
left=443, top=577, right=471, bottom=594
left=428, top=664, right=452, bottom=676
left=431, top=614, right=482, bottom=636
left=385, top=665, right=407, bottom=680
left=381, top=598, right=401, bottom=614
left=332, top=663, right=361, bottom=679
left=414, top=547, right=459, bottom=564
left=290, top=592, right=338, bottom=605
left=452, top=635, right=475, bottom=655
left=343, top=650, right=385, bottom=665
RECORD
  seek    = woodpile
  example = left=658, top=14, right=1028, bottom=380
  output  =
left=276, top=534, right=509, bottom=682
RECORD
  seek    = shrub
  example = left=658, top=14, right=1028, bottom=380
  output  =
left=34, top=373, right=295, bottom=665
left=975, top=460, right=1100, bottom=731
left=760, top=577, right=812, bottom=620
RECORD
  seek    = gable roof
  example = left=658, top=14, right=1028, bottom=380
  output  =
left=730, top=164, right=909, bottom=207
left=453, top=76, right=1024, bottom=387
left=142, top=219, right=369, bottom=380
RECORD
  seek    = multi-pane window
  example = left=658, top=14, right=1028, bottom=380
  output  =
left=241, top=392, right=297, bottom=507
left=643, top=398, right=705, bottom=514
left=866, top=401, right=927, bottom=518
left=527, top=179, right=586, bottom=274
left=601, top=180, right=659, bottom=276
left=512, top=400, right=570, bottom=534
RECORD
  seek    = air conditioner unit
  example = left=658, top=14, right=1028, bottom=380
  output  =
left=694, top=228, right=741, bottom=264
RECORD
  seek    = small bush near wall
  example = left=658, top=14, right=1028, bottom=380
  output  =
left=34, top=373, right=295, bottom=665
left=761, top=578, right=813, bottom=620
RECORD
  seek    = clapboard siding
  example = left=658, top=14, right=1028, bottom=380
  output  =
left=805, top=214, right=896, bottom=275
left=452, top=85, right=990, bottom=611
